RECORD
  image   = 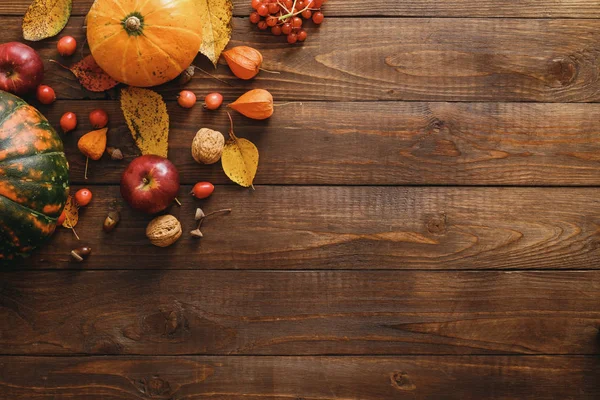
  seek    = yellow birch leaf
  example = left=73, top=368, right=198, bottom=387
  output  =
left=221, top=131, right=259, bottom=187
left=120, top=87, right=169, bottom=158
left=23, top=0, right=72, bottom=41
left=61, top=195, right=79, bottom=229
left=197, top=0, right=233, bottom=67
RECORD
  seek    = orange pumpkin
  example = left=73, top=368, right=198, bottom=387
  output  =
left=86, top=0, right=203, bottom=87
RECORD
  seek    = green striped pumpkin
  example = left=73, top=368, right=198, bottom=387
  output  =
left=0, top=91, right=69, bottom=260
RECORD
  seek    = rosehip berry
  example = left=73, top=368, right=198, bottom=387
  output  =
left=60, top=112, right=77, bottom=133
left=74, top=188, right=92, bottom=207
left=89, top=109, right=108, bottom=128
left=36, top=85, right=56, bottom=105
left=57, top=36, right=77, bottom=57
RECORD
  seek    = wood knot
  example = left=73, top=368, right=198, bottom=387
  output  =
left=547, top=58, right=577, bottom=87
left=426, top=118, right=445, bottom=134
left=133, top=376, right=172, bottom=398
left=83, top=334, right=123, bottom=354
left=390, top=371, right=416, bottom=391
left=426, top=213, right=447, bottom=235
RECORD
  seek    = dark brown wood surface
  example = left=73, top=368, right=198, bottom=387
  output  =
left=2, top=0, right=600, bottom=398
left=1, top=356, right=599, bottom=399
left=5, top=0, right=600, bottom=17
left=19, top=186, right=600, bottom=270
left=6, top=17, right=600, bottom=102
left=2, top=270, right=600, bottom=355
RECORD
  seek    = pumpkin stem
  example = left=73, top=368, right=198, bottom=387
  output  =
left=125, top=16, right=141, bottom=32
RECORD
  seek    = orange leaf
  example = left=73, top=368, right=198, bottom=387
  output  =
left=61, top=195, right=79, bottom=229
left=53, top=55, right=119, bottom=92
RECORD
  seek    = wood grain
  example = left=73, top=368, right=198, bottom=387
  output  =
left=12, top=186, right=600, bottom=270
left=37, top=101, right=600, bottom=186
left=5, top=17, right=600, bottom=102
left=1, top=356, right=598, bottom=399
left=3, top=0, right=600, bottom=17
left=1, top=270, right=599, bottom=355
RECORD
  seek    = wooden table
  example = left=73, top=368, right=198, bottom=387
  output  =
left=2, top=0, right=600, bottom=398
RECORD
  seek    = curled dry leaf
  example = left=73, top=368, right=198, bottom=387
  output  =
left=78, top=128, right=107, bottom=160
left=120, top=87, right=169, bottom=158
left=23, top=0, right=71, bottom=41
left=228, top=89, right=273, bottom=120
left=61, top=195, right=79, bottom=228
left=223, top=46, right=263, bottom=80
left=53, top=55, right=119, bottom=92
left=198, top=0, right=233, bottom=67
left=221, top=113, right=259, bottom=187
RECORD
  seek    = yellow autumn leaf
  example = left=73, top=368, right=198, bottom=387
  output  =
left=120, top=87, right=169, bottom=158
left=221, top=115, right=259, bottom=187
left=61, top=195, right=78, bottom=229
left=197, top=0, right=233, bottom=67
left=23, top=0, right=72, bottom=41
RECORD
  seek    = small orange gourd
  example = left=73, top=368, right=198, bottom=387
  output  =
left=86, top=0, right=203, bottom=87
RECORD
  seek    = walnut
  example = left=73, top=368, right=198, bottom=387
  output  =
left=145, top=215, right=182, bottom=247
left=191, top=128, right=224, bottom=164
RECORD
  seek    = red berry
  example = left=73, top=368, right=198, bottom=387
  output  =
left=301, top=9, right=312, bottom=19
left=60, top=112, right=77, bottom=133
left=191, top=182, right=215, bottom=199
left=204, top=92, right=223, bottom=110
left=271, top=25, right=282, bottom=35
left=249, top=11, right=260, bottom=23
left=284, top=0, right=293, bottom=9
left=268, top=2, right=280, bottom=13
left=291, top=16, right=302, bottom=28
left=312, top=11, right=324, bottom=24
left=297, top=29, right=308, bottom=41
left=251, top=0, right=262, bottom=9
left=56, top=210, right=66, bottom=226
left=89, top=109, right=108, bottom=128
left=57, top=36, right=77, bottom=57
left=287, top=32, right=298, bottom=44
left=36, top=85, right=56, bottom=105
left=312, top=0, right=322, bottom=7
left=178, top=90, right=197, bottom=108
left=266, top=15, right=278, bottom=26
left=257, top=20, right=268, bottom=30
left=74, top=188, right=93, bottom=207
left=297, top=0, right=306, bottom=8
left=257, top=4, right=269, bottom=16
left=281, top=23, right=292, bottom=34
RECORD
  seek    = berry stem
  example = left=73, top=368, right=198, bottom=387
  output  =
left=192, top=65, right=233, bottom=86
left=174, top=197, right=182, bottom=206
left=84, top=157, right=89, bottom=180
left=259, top=67, right=280, bottom=74
left=64, top=215, right=80, bottom=240
left=278, top=0, right=311, bottom=21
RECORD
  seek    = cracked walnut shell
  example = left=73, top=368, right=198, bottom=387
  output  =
left=191, top=128, right=224, bottom=164
left=146, top=215, right=182, bottom=247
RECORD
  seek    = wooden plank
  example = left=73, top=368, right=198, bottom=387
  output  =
left=0, top=356, right=598, bottom=399
left=1, top=270, right=599, bottom=355
left=3, top=0, right=600, bottom=17
left=6, top=17, right=600, bottom=102
left=38, top=101, right=600, bottom=186
left=15, top=186, right=600, bottom=270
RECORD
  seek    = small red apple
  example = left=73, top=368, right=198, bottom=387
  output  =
left=120, top=155, right=180, bottom=214
left=0, top=42, right=44, bottom=95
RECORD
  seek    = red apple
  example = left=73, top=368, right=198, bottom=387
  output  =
left=0, top=42, right=44, bottom=95
left=120, top=155, right=180, bottom=214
